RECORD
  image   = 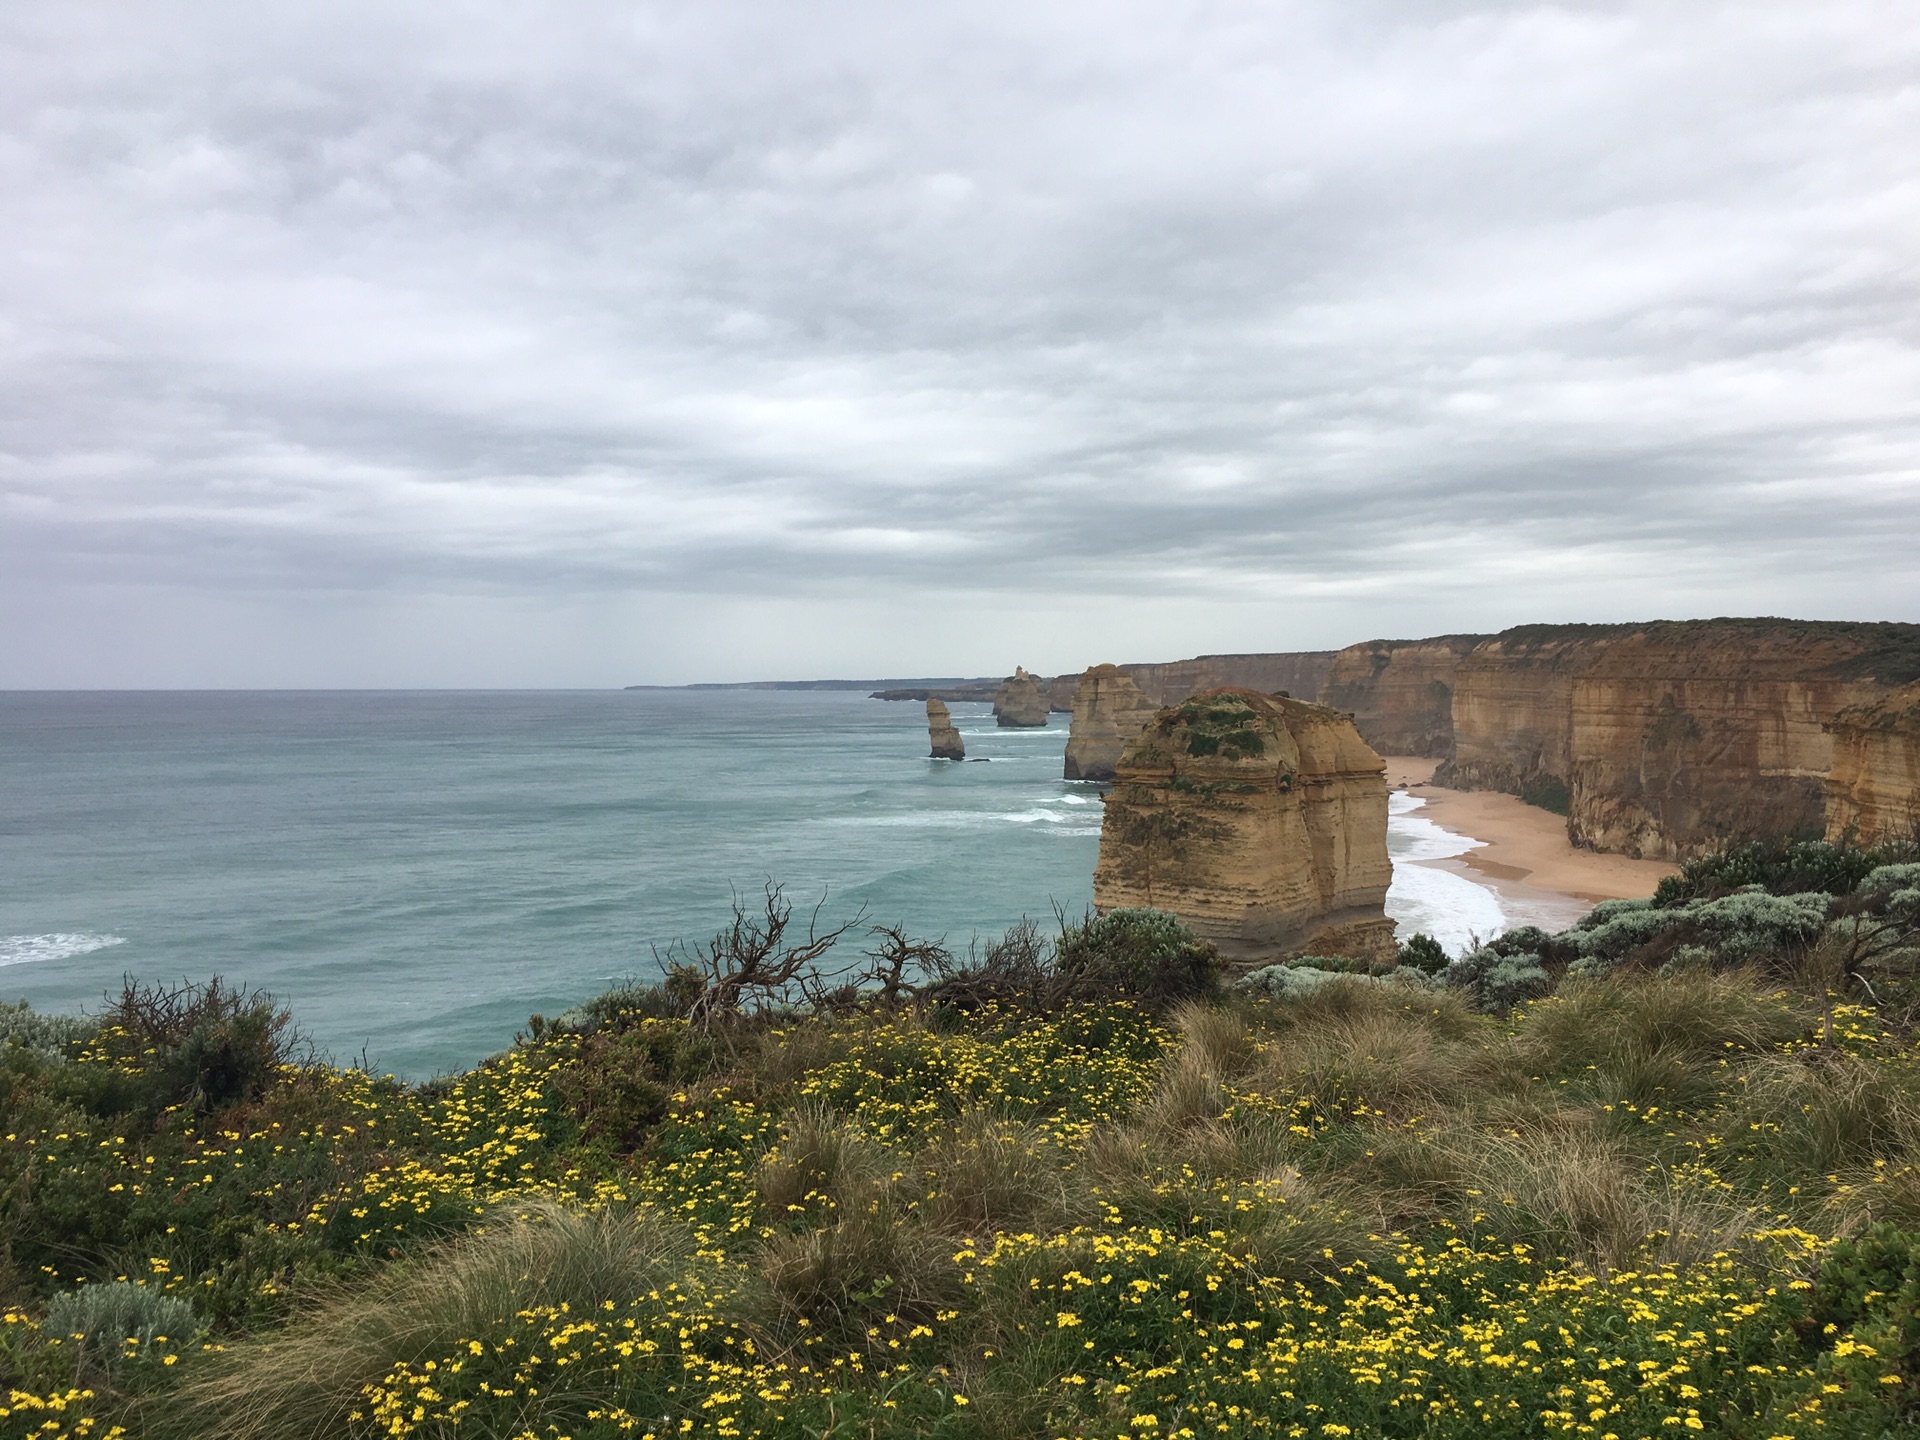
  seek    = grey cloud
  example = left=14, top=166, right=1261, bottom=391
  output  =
left=2, top=2, right=1917, bottom=683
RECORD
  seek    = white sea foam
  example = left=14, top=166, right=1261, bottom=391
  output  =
left=1384, top=792, right=1504, bottom=956
left=0, top=933, right=128, bottom=968
left=1385, top=862, right=1505, bottom=958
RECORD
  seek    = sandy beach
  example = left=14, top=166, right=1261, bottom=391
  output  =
left=1384, top=757, right=1677, bottom=914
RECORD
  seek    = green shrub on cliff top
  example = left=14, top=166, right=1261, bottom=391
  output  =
left=1654, top=837, right=1920, bottom=907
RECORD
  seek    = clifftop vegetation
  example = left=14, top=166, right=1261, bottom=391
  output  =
left=5, top=847, right=1920, bottom=1440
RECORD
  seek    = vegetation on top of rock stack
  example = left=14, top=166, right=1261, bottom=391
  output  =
left=1159, top=693, right=1270, bottom=760
left=7, top=852, right=1920, bottom=1439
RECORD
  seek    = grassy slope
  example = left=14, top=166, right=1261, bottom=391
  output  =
left=3, top=968, right=1919, bottom=1440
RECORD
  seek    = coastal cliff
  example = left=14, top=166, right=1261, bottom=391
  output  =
left=1321, top=635, right=1485, bottom=757
left=1062, top=665, right=1160, bottom=781
left=993, top=667, right=1050, bottom=728
left=1119, top=652, right=1337, bottom=707
left=1093, top=688, right=1394, bottom=966
left=1825, top=681, right=1920, bottom=845
left=1435, top=625, right=1635, bottom=794
left=1430, top=618, right=1920, bottom=860
left=1563, top=621, right=1905, bottom=858
left=926, top=699, right=965, bottom=760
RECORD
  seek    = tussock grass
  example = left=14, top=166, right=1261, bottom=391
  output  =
left=1517, top=969, right=1806, bottom=1082
left=1732, top=1050, right=1920, bottom=1177
left=917, top=1109, right=1068, bottom=1235
left=756, top=1104, right=888, bottom=1224
left=1244, top=985, right=1501, bottom=1119
left=165, top=1200, right=688, bottom=1440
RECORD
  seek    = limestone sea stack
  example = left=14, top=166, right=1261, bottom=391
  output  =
left=1062, top=664, right=1160, bottom=781
left=993, top=666, right=1050, bottom=728
left=1825, top=682, right=1920, bottom=845
left=927, top=699, right=965, bottom=761
left=1093, top=688, right=1395, bottom=967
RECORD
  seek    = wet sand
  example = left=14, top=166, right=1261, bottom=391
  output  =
left=1384, top=757, right=1677, bottom=911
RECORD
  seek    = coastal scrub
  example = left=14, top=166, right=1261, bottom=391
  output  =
left=3, top=870, right=1920, bottom=1438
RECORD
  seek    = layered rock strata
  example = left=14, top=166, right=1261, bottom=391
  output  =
left=1120, top=652, right=1337, bottom=708
left=1430, top=619, right=1920, bottom=860
left=926, top=699, right=965, bottom=761
left=1435, top=625, right=1636, bottom=794
left=1825, top=682, right=1920, bottom=845
left=1093, top=689, right=1395, bottom=966
left=1321, top=635, right=1486, bottom=757
left=993, top=667, right=1050, bottom=727
left=1564, top=622, right=1905, bottom=858
left=1062, top=665, right=1161, bottom=781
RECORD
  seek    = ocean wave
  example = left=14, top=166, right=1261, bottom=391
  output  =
left=814, top=808, right=1093, bottom=831
left=0, top=933, right=129, bottom=968
left=1387, top=792, right=1484, bottom=864
left=1384, top=862, right=1503, bottom=957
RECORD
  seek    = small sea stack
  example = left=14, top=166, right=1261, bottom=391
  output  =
left=926, top=698, right=965, bottom=760
left=993, top=666, right=1049, bottom=727
left=1093, top=688, right=1394, bottom=968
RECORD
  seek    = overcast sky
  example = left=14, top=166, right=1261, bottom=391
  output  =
left=2, top=2, right=1916, bottom=686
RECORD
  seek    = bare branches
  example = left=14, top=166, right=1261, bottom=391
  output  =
left=860, top=925, right=952, bottom=1011
left=670, top=883, right=867, bottom=1030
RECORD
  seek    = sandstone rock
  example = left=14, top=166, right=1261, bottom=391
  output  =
left=1825, top=682, right=1920, bottom=845
left=926, top=699, right=965, bottom=761
left=1062, top=665, right=1160, bottom=781
left=1432, top=619, right=1920, bottom=861
left=1563, top=622, right=1907, bottom=859
left=1321, top=635, right=1486, bottom=757
left=1435, top=625, right=1633, bottom=794
left=1093, top=688, right=1395, bottom=967
left=993, top=666, right=1050, bottom=728
left=1120, top=652, right=1338, bottom=708
left=1044, top=675, right=1078, bottom=713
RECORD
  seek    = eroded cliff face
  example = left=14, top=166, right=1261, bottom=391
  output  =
left=1564, top=623, right=1906, bottom=858
left=1430, top=619, right=1920, bottom=860
left=1433, top=625, right=1635, bottom=794
left=926, top=699, right=965, bottom=761
left=1825, top=682, right=1920, bottom=845
left=1063, top=665, right=1160, bottom=781
left=1043, top=675, right=1079, bottom=713
left=993, top=667, right=1050, bottom=728
left=1120, top=652, right=1337, bottom=707
left=1321, top=635, right=1485, bottom=757
left=1093, top=689, right=1394, bottom=966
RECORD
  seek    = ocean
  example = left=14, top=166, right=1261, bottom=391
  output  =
left=3, top=690, right=1538, bottom=1077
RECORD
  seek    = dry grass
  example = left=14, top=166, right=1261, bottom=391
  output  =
left=917, top=1109, right=1069, bottom=1235
left=756, top=1103, right=888, bottom=1224
left=165, top=1200, right=688, bottom=1440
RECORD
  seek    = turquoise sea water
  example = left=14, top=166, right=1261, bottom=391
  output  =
left=1, top=691, right=1104, bottom=1077
left=1, top=690, right=1551, bottom=1078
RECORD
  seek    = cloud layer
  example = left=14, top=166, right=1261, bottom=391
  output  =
left=3, top=2, right=1917, bottom=684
